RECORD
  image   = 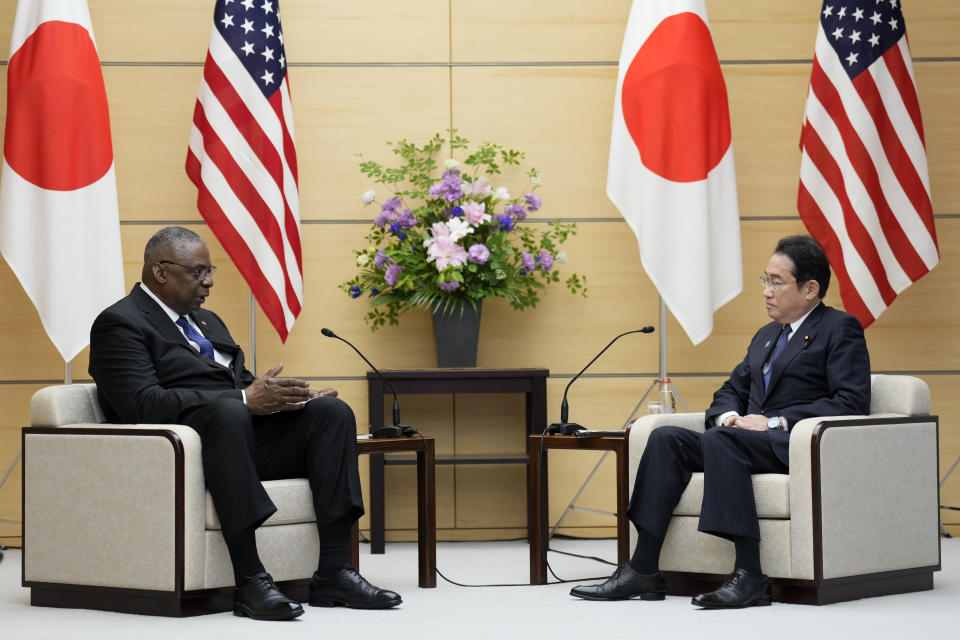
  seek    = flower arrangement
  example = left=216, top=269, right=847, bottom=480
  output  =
left=340, top=131, right=587, bottom=330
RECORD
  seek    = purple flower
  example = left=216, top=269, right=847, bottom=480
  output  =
left=505, top=202, right=527, bottom=221
left=349, top=286, right=362, bottom=298
left=538, top=250, right=554, bottom=271
left=449, top=206, right=464, bottom=218
left=389, top=221, right=401, bottom=234
left=468, top=244, right=490, bottom=265
left=383, top=196, right=403, bottom=213
left=370, top=287, right=380, bottom=296
left=524, top=193, right=542, bottom=212
left=374, top=211, right=391, bottom=228
left=497, top=215, right=514, bottom=231
left=521, top=251, right=536, bottom=271
left=374, top=249, right=390, bottom=270
left=397, top=230, right=407, bottom=240
left=430, top=170, right=464, bottom=203
left=396, top=209, right=417, bottom=229
left=384, top=264, right=403, bottom=287
left=439, top=280, right=461, bottom=292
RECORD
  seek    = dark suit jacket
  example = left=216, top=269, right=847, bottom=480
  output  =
left=89, top=284, right=256, bottom=424
left=703, top=303, right=871, bottom=464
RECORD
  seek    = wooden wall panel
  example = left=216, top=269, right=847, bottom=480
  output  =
left=451, top=0, right=960, bottom=63
left=84, top=0, right=450, bottom=64
left=104, top=66, right=452, bottom=223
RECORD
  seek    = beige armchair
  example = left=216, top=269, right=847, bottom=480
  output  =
left=22, top=383, right=320, bottom=616
left=627, top=374, right=940, bottom=604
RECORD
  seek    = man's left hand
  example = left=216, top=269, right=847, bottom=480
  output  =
left=733, top=414, right=769, bottom=431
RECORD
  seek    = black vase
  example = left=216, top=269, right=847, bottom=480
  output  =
left=431, top=300, right=482, bottom=367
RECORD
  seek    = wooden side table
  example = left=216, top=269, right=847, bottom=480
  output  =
left=527, top=432, right=631, bottom=584
left=367, top=368, right=548, bottom=554
left=351, top=436, right=436, bottom=588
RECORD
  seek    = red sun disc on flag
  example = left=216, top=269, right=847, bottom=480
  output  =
left=4, top=20, right=113, bottom=191
left=621, top=12, right=731, bottom=183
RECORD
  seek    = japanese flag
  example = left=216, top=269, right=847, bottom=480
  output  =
left=608, top=0, right=742, bottom=345
left=0, top=0, right=124, bottom=362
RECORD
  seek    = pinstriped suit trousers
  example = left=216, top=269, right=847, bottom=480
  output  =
left=627, top=425, right=787, bottom=542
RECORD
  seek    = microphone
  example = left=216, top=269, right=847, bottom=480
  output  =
left=321, top=328, right=415, bottom=438
left=546, top=326, right=655, bottom=435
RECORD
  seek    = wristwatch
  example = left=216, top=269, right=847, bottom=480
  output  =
left=767, top=416, right=785, bottom=430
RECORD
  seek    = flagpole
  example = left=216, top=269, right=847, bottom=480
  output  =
left=249, top=289, right=257, bottom=375
left=65, top=361, right=72, bottom=385
left=659, top=297, right=667, bottom=380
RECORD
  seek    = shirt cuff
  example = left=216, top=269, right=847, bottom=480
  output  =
left=717, top=411, right=739, bottom=427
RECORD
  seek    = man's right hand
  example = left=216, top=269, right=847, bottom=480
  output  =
left=244, top=364, right=313, bottom=415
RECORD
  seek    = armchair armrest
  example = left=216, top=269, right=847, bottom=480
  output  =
left=23, top=423, right=207, bottom=592
left=787, top=414, right=940, bottom=580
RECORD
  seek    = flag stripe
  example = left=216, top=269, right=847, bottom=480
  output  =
left=808, top=58, right=927, bottom=282
left=186, top=152, right=291, bottom=337
left=798, top=183, right=877, bottom=324
left=799, top=118, right=898, bottom=306
left=189, top=99, right=301, bottom=319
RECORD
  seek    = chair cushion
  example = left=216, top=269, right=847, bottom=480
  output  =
left=205, top=478, right=317, bottom=529
left=673, top=472, right=790, bottom=518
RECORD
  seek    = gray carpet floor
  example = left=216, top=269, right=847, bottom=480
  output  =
left=3, top=537, right=959, bottom=639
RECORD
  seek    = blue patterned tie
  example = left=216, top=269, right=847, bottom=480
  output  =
left=176, top=316, right=215, bottom=360
left=763, top=324, right=792, bottom=391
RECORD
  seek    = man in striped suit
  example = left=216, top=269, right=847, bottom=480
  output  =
left=571, top=235, right=871, bottom=608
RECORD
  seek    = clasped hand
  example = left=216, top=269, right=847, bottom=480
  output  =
left=722, top=414, right=769, bottom=431
left=245, top=364, right=338, bottom=415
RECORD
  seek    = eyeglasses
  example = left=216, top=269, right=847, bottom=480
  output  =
left=759, top=274, right=796, bottom=291
left=158, top=261, right=217, bottom=281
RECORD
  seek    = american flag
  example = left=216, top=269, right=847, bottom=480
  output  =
left=798, top=0, right=937, bottom=328
left=187, top=0, right=302, bottom=341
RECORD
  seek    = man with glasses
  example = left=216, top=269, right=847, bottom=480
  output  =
left=571, top=235, right=870, bottom=609
left=89, top=226, right=401, bottom=620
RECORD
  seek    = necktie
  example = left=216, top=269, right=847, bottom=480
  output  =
left=763, top=324, right=792, bottom=391
left=176, top=316, right=215, bottom=360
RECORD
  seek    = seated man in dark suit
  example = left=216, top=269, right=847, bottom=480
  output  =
left=571, top=235, right=871, bottom=608
left=89, top=226, right=401, bottom=620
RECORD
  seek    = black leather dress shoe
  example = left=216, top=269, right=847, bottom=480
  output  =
left=691, top=568, right=771, bottom=609
left=569, top=564, right=666, bottom=601
left=309, top=567, right=402, bottom=609
left=233, top=572, right=304, bottom=621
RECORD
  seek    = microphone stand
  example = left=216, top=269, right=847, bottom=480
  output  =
left=321, top=328, right=415, bottom=438
left=546, top=326, right=654, bottom=435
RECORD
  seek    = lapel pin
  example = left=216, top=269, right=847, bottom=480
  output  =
left=763, top=340, right=771, bottom=348
left=201, top=320, right=207, bottom=326
left=803, top=335, right=810, bottom=342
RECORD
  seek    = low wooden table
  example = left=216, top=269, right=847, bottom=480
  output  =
left=527, top=432, right=631, bottom=584
left=367, top=368, right=548, bottom=554
left=351, top=436, right=436, bottom=588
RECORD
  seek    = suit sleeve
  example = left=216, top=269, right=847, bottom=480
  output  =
left=90, top=309, right=243, bottom=424
left=778, top=313, right=871, bottom=427
left=704, top=329, right=763, bottom=428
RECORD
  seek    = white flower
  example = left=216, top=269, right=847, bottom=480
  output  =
left=529, top=176, right=542, bottom=188
left=361, top=189, right=376, bottom=206
left=493, top=186, right=510, bottom=202
left=445, top=217, right=473, bottom=242
left=356, top=253, right=370, bottom=267
left=444, top=158, right=460, bottom=169
left=555, top=250, right=567, bottom=264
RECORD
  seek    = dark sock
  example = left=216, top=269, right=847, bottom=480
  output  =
left=628, top=527, right=662, bottom=575
left=226, top=526, right=265, bottom=584
left=315, top=515, right=353, bottom=579
left=733, top=536, right=762, bottom=576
